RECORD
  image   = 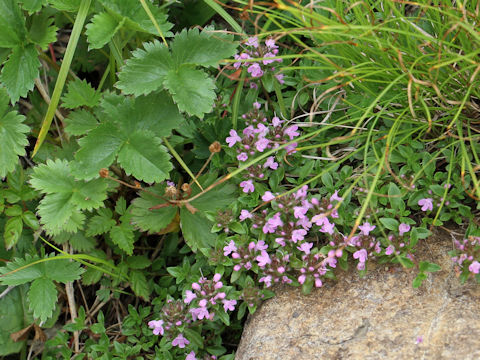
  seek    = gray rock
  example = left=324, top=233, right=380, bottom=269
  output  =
left=235, top=230, right=480, bottom=360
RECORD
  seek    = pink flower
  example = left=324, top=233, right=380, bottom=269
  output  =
left=469, top=261, right=480, bottom=274
left=275, top=73, right=285, bottom=84
left=184, top=290, right=197, bottom=304
left=385, top=245, right=395, bottom=255
left=265, top=38, right=278, bottom=49
left=418, top=198, right=433, bottom=211
left=315, top=278, right=323, bottom=288
left=263, top=156, right=278, bottom=170
left=256, top=250, right=271, bottom=267
left=285, top=142, right=297, bottom=154
left=245, top=36, right=259, bottom=48
left=222, top=299, right=237, bottom=312
left=260, top=275, right=272, bottom=287
left=186, top=351, right=197, bottom=360
left=262, top=191, right=275, bottom=202
left=292, top=229, right=307, bottom=242
left=263, top=213, right=283, bottom=233
left=330, top=190, right=343, bottom=202
left=148, top=320, right=164, bottom=336
left=190, top=307, right=209, bottom=321
left=237, top=152, right=248, bottom=162
left=272, top=116, right=283, bottom=127
left=293, top=205, right=309, bottom=219
left=262, top=52, right=276, bottom=65
left=255, top=240, right=268, bottom=251
left=233, top=52, right=251, bottom=68
left=398, top=223, right=411, bottom=236
left=213, top=273, right=222, bottom=282
left=255, top=137, right=269, bottom=152
left=172, top=333, right=190, bottom=348
left=243, top=125, right=255, bottom=137
left=239, top=209, right=252, bottom=221
left=284, top=125, right=299, bottom=139
left=353, top=249, right=368, bottom=263
left=226, top=129, right=241, bottom=147
left=240, top=180, right=254, bottom=193
left=320, top=218, right=335, bottom=235
left=247, top=63, right=264, bottom=77
left=297, top=242, right=313, bottom=254
left=298, top=274, right=306, bottom=284
left=253, top=101, right=261, bottom=109
left=358, top=222, right=376, bottom=236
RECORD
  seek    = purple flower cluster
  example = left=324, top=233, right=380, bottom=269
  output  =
left=451, top=236, right=480, bottom=275
left=226, top=104, right=301, bottom=193
left=417, top=183, right=452, bottom=212
left=234, top=37, right=284, bottom=86
left=384, top=223, right=412, bottom=256
left=148, top=274, right=236, bottom=352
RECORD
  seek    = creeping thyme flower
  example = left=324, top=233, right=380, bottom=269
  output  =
left=418, top=198, right=433, bottom=211
left=398, top=223, right=411, bottom=236
left=172, top=333, right=190, bottom=348
left=469, top=261, right=480, bottom=274
left=186, top=351, right=197, bottom=360
left=240, top=180, right=255, bottom=193
left=358, top=222, right=376, bottom=236
left=148, top=320, right=164, bottom=336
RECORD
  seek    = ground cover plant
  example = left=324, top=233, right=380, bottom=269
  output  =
left=1, top=0, right=479, bottom=359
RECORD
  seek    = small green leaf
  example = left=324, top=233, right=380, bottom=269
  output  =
left=61, top=78, right=101, bottom=109
left=379, top=217, right=399, bottom=231
left=28, top=277, right=57, bottom=322
left=129, top=270, right=150, bottom=300
left=19, top=0, right=45, bottom=12
left=412, top=272, right=427, bottom=288
left=109, top=224, right=135, bottom=255
left=215, top=309, right=230, bottom=326
left=4, top=216, right=23, bottom=250
left=398, top=256, right=415, bottom=269
left=388, top=182, right=403, bottom=210
left=22, top=211, right=39, bottom=230
left=419, top=261, right=441, bottom=273
left=0, top=44, right=40, bottom=103
left=86, top=208, right=115, bottom=236
left=163, top=67, right=215, bottom=118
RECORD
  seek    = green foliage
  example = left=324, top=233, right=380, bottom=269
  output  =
left=117, top=27, right=237, bottom=118
left=30, top=159, right=108, bottom=234
left=0, top=88, right=29, bottom=178
left=72, top=92, right=179, bottom=182
left=61, top=78, right=101, bottom=109
left=0, top=253, right=84, bottom=322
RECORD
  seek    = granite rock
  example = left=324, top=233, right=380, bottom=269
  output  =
left=235, top=230, right=480, bottom=360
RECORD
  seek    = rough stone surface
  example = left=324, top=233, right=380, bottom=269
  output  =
left=235, top=230, right=480, bottom=360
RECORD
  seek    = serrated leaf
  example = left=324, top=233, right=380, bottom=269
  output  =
left=99, top=0, right=173, bottom=37
left=4, top=216, right=23, bottom=250
left=56, top=231, right=96, bottom=252
left=171, top=27, right=237, bottom=67
left=28, top=277, right=57, bottom=322
left=115, top=197, right=126, bottom=215
left=129, top=270, right=150, bottom=300
left=86, top=208, right=115, bottom=236
left=61, top=78, right=101, bottom=109
left=116, top=40, right=173, bottom=96
left=117, top=132, right=172, bottom=183
left=163, top=67, right=215, bottom=118
left=28, top=12, right=57, bottom=50
left=130, top=184, right=178, bottom=234
left=30, top=159, right=107, bottom=234
left=0, top=44, right=40, bottom=103
left=180, top=208, right=215, bottom=253
left=72, top=122, right=124, bottom=179
left=86, top=12, right=124, bottom=49
left=109, top=224, right=134, bottom=255
left=0, top=91, right=29, bottom=178
left=73, top=93, right=179, bottom=181
left=0, top=0, right=26, bottom=47
left=0, top=255, right=43, bottom=286
left=190, top=182, right=236, bottom=212
left=20, top=0, right=45, bottom=13
left=42, top=257, right=85, bottom=283
left=64, top=109, right=98, bottom=136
